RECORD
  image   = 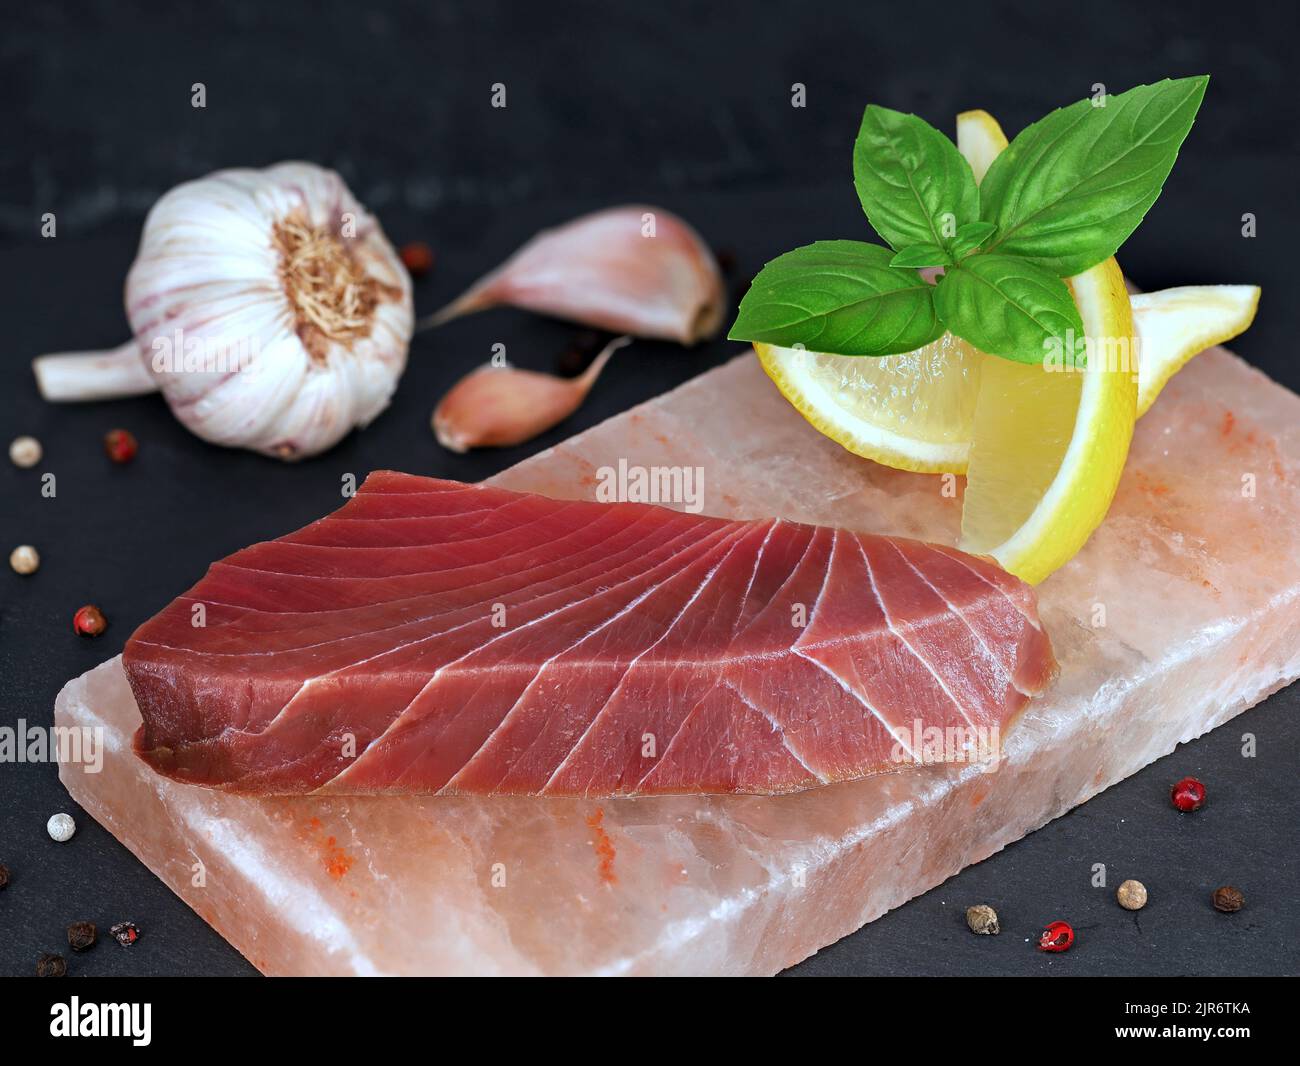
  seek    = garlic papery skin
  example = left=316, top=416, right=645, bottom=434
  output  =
left=423, top=206, right=724, bottom=345
left=433, top=336, right=630, bottom=452
left=33, top=162, right=413, bottom=461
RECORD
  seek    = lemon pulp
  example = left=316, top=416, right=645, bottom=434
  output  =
left=755, top=333, right=982, bottom=473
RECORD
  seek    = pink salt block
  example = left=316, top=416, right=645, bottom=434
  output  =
left=58, top=345, right=1300, bottom=975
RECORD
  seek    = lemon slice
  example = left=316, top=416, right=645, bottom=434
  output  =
left=754, top=334, right=981, bottom=473
left=752, top=109, right=1005, bottom=475
left=1132, top=285, right=1260, bottom=416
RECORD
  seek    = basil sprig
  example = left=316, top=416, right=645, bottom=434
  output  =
left=729, top=77, right=1208, bottom=366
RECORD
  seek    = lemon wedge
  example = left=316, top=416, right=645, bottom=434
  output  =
left=944, top=110, right=1138, bottom=583
left=959, top=255, right=1135, bottom=582
left=1132, top=285, right=1261, bottom=416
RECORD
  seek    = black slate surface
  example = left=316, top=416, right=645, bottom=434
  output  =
left=0, top=0, right=1297, bottom=978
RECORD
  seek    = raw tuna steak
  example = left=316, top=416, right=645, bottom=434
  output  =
left=124, top=471, right=1055, bottom=795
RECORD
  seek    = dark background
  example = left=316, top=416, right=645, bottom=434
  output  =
left=1, top=0, right=1297, bottom=977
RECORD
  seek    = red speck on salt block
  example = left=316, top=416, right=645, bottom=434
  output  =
left=300, top=818, right=355, bottom=880
left=320, top=835, right=355, bottom=880
left=324, top=848, right=355, bottom=880
left=1221, top=410, right=1236, bottom=437
left=1135, top=471, right=1172, bottom=498
left=586, top=808, right=617, bottom=886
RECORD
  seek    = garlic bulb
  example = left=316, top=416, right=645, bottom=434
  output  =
left=433, top=336, right=630, bottom=452
left=33, top=162, right=413, bottom=460
left=423, top=206, right=724, bottom=345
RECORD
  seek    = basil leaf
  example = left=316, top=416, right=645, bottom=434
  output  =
left=933, top=255, right=1086, bottom=366
left=949, top=221, right=998, bottom=259
left=853, top=105, right=979, bottom=253
left=890, top=244, right=951, bottom=268
left=728, top=240, right=944, bottom=356
left=980, top=76, right=1208, bottom=276
left=956, top=221, right=997, bottom=246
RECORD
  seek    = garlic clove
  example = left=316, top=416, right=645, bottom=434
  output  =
left=422, top=206, right=724, bottom=345
left=433, top=336, right=630, bottom=452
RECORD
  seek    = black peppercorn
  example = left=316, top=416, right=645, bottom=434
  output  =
left=36, top=953, right=67, bottom=977
left=1212, top=885, right=1245, bottom=913
left=67, top=921, right=97, bottom=952
left=556, top=331, right=611, bottom=377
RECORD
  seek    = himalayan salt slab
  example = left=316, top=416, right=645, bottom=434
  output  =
left=59, top=346, right=1300, bottom=975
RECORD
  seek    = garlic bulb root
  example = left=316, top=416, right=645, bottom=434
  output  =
left=433, top=335, right=631, bottom=452
left=422, top=206, right=724, bottom=345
